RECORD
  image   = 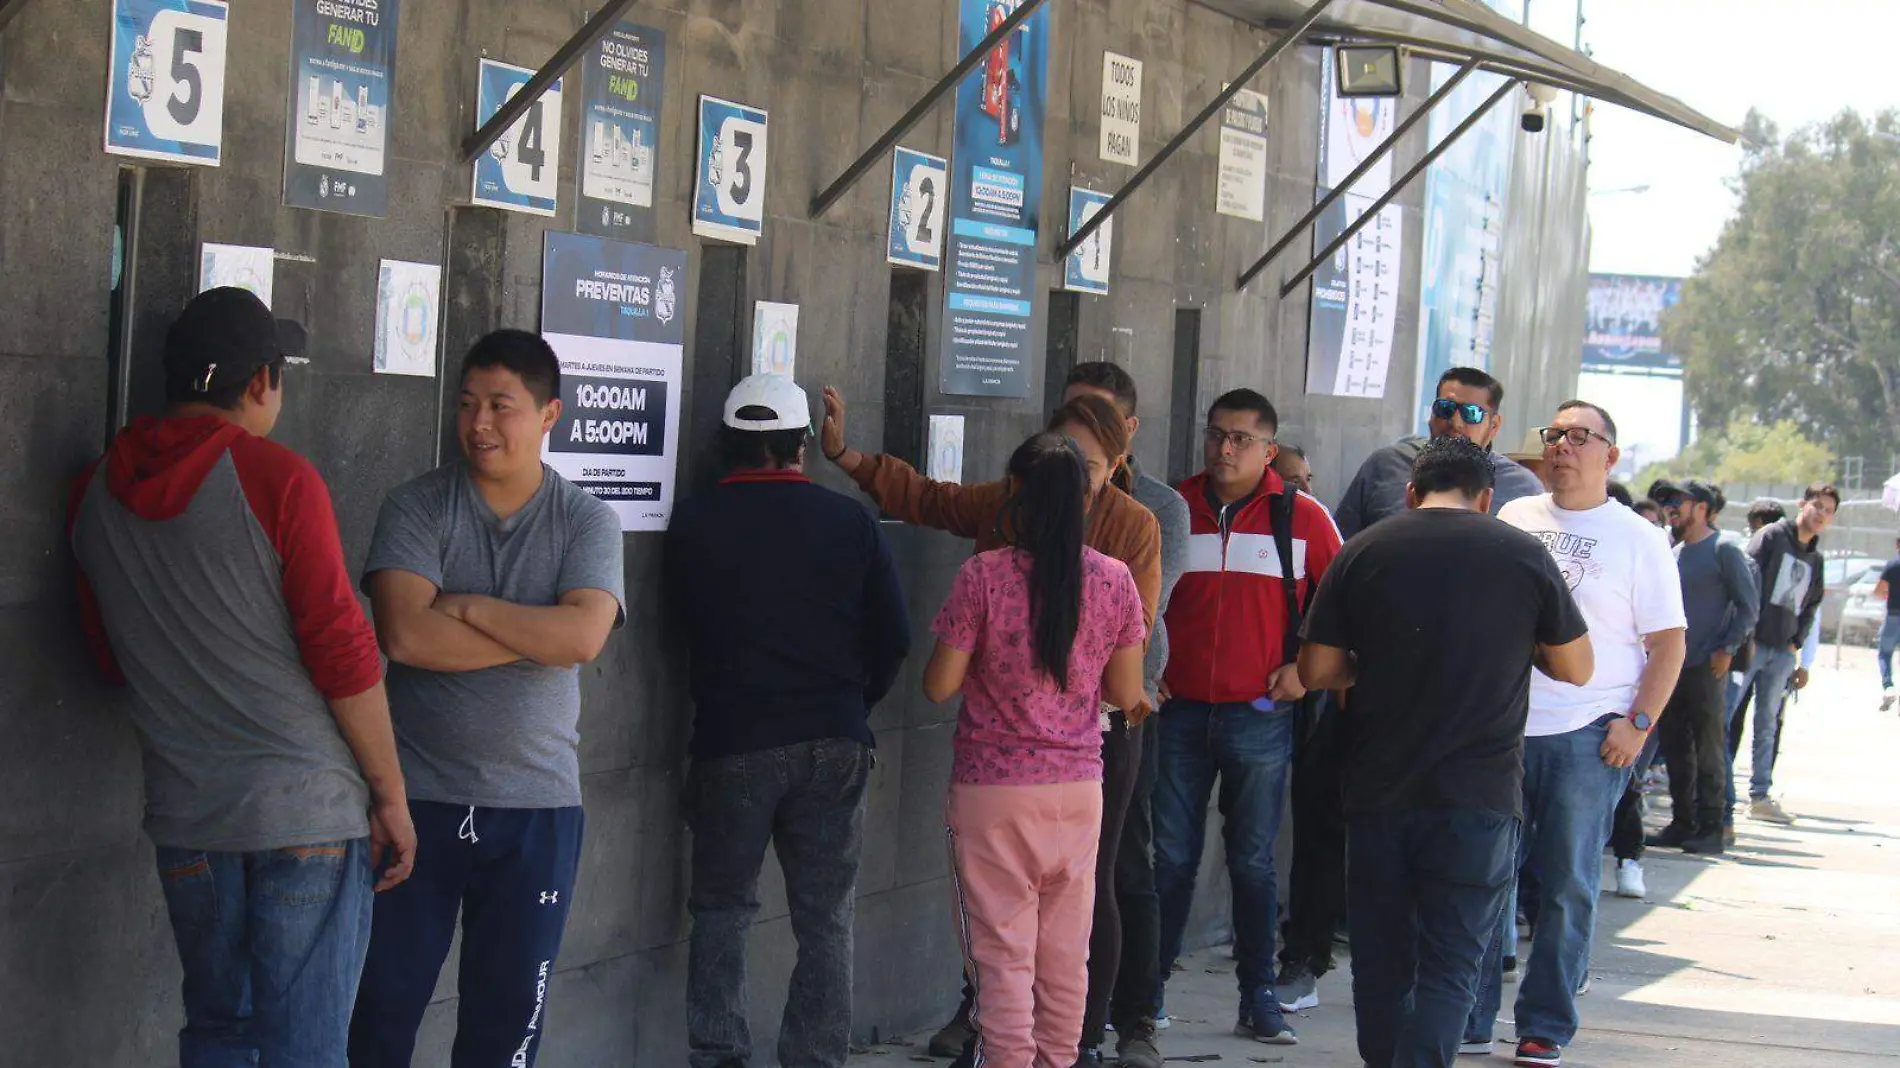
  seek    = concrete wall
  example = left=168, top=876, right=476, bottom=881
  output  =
left=0, top=2, right=1447, bottom=1064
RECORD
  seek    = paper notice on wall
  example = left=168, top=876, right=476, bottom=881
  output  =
left=199, top=242, right=275, bottom=306
left=928, top=414, right=966, bottom=484
left=374, top=259, right=441, bottom=377
left=1099, top=51, right=1142, bottom=166
left=1217, top=86, right=1270, bottom=222
left=283, top=0, right=398, bottom=216
left=1064, top=187, right=1112, bottom=295
left=752, top=301, right=798, bottom=377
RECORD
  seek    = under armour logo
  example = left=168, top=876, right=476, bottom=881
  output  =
left=539, top=891, right=560, bottom=905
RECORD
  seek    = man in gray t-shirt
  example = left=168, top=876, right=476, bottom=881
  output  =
left=350, top=330, right=625, bottom=1068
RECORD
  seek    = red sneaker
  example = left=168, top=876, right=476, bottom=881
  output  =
left=1514, top=1038, right=1562, bottom=1067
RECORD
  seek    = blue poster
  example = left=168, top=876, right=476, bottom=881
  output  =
left=888, top=147, right=948, bottom=271
left=693, top=95, right=770, bottom=244
left=283, top=0, right=399, bottom=216
left=540, top=232, right=687, bottom=531
left=941, top=0, right=1050, bottom=398
left=472, top=59, right=563, bottom=217
left=1064, top=187, right=1111, bottom=295
left=105, top=0, right=229, bottom=165
left=1583, top=274, right=1684, bottom=372
left=577, top=22, right=666, bottom=241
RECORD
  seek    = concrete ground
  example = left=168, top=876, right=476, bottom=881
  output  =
left=846, top=645, right=1900, bottom=1067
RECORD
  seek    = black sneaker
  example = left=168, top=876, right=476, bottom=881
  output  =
left=1682, top=825, right=1727, bottom=854
left=1645, top=821, right=1694, bottom=848
left=1115, top=1019, right=1164, bottom=1068
left=1515, top=1037, right=1562, bottom=1067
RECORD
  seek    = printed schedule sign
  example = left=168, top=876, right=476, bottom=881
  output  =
left=693, top=95, right=769, bottom=244
left=284, top=0, right=398, bottom=216
left=105, top=0, right=229, bottom=165
left=541, top=233, right=687, bottom=532
left=941, top=0, right=1050, bottom=398
left=1217, top=86, right=1269, bottom=222
left=578, top=22, right=666, bottom=241
left=472, top=60, right=563, bottom=217
left=888, top=147, right=948, bottom=271
left=1064, top=187, right=1112, bottom=295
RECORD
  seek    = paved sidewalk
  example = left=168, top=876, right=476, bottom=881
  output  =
left=846, top=647, right=1900, bottom=1067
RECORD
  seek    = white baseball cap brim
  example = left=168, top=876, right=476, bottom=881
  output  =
left=722, top=373, right=811, bottom=431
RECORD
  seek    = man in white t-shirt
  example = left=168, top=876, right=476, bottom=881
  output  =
left=1464, top=401, right=1686, bottom=1068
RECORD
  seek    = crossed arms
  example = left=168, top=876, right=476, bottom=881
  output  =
left=369, top=570, right=620, bottom=671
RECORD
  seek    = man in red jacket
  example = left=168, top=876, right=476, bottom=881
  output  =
left=1153, top=389, right=1342, bottom=1048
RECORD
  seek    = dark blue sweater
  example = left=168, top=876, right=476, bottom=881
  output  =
left=664, top=470, right=912, bottom=760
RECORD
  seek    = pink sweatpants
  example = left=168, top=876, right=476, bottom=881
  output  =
left=946, top=781, right=1104, bottom=1068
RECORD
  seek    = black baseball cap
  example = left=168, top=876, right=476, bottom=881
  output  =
left=1652, top=478, right=1725, bottom=513
left=163, top=287, right=307, bottom=395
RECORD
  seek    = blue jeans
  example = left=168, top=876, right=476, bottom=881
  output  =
left=1465, top=722, right=1629, bottom=1047
left=1348, top=808, right=1518, bottom=1068
left=1153, top=698, right=1296, bottom=998
left=1879, top=613, right=1900, bottom=688
left=155, top=838, right=374, bottom=1068
left=1732, top=644, right=1798, bottom=801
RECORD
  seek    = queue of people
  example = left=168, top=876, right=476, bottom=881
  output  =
left=71, top=289, right=1817, bottom=1068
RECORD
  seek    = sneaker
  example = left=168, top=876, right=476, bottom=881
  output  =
left=1724, top=824, right=1737, bottom=847
left=1515, top=1038, right=1563, bottom=1067
left=928, top=1013, right=974, bottom=1059
left=1236, top=987, right=1299, bottom=1045
left=1072, top=1049, right=1105, bottom=1067
left=1615, top=858, right=1647, bottom=898
left=1883, top=686, right=1895, bottom=712
left=1644, top=821, right=1694, bottom=848
left=1276, top=963, right=1320, bottom=1012
left=1576, top=973, right=1592, bottom=997
left=1682, top=825, right=1727, bottom=855
left=1153, top=1014, right=1172, bottom=1030
left=1460, top=1039, right=1497, bottom=1056
left=1750, top=797, right=1797, bottom=825
left=1502, top=955, right=1519, bottom=983
left=1114, top=1019, right=1164, bottom=1068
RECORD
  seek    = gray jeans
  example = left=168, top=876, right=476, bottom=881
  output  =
left=685, top=738, right=874, bottom=1068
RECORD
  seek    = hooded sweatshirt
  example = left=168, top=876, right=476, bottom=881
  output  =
left=69, top=416, right=381, bottom=852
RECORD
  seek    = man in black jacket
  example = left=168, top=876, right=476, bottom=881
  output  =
left=666, top=373, right=912, bottom=1068
left=1734, top=482, right=1836, bottom=826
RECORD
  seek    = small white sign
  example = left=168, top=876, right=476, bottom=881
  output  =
left=1218, top=85, right=1271, bottom=222
left=928, top=414, right=966, bottom=485
left=199, top=242, right=275, bottom=306
left=374, top=259, right=441, bottom=377
left=1099, top=51, right=1142, bottom=166
left=752, top=301, right=799, bottom=378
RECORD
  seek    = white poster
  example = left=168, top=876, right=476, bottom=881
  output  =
left=1217, top=86, right=1270, bottom=222
left=199, top=242, right=274, bottom=306
left=1099, top=51, right=1142, bottom=166
left=1325, top=86, right=1396, bottom=194
left=752, top=301, right=799, bottom=377
left=928, top=414, right=966, bottom=484
left=374, top=259, right=441, bottom=377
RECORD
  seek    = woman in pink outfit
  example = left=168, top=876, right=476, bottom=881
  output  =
left=924, top=431, right=1149, bottom=1068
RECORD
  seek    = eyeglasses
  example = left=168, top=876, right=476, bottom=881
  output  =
left=1431, top=398, right=1491, bottom=426
left=1535, top=425, right=1615, bottom=449
left=1203, top=426, right=1272, bottom=451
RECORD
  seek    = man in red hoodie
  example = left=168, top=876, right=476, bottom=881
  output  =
left=69, top=288, right=416, bottom=1068
left=1153, top=388, right=1342, bottom=1048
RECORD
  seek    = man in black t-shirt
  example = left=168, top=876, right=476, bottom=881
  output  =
left=1297, top=437, right=1592, bottom=1068
left=1875, top=537, right=1900, bottom=711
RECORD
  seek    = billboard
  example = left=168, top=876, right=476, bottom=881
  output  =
left=1583, top=273, right=1683, bottom=372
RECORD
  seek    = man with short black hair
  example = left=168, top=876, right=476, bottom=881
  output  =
left=1300, top=436, right=1592, bottom=1068
left=1274, top=445, right=1314, bottom=495
left=668, top=374, right=911, bottom=1068
left=351, top=329, right=627, bottom=1067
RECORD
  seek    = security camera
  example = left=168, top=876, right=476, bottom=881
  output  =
left=1521, top=82, right=1558, bottom=133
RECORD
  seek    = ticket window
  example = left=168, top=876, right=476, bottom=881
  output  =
left=1168, top=308, right=1203, bottom=482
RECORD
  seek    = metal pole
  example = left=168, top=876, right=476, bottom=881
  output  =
left=459, top=0, right=637, bottom=165
left=1237, top=58, right=1478, bottom=291
left=809, top=0, right=1055, bottom=219
left=1052, top=0, right=1338, bottom=262
left=1279, top=77, right=1517, bottom=298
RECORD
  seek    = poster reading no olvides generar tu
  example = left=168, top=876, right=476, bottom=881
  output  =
left=578, top=21, right=666, bottom=241
left=541, top=232, right=686, bottom=532
left=941, top=0, right=1050, bottom=398
left=283, top=0, right=398, bottom=216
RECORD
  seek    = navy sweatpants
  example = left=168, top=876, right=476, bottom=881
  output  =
left=349, top=800, right=585, bottom=1068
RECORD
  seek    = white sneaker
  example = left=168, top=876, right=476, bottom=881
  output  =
left=1459, top=1039, right=1496, bottom=1056
left=1750, top=797, right=1797, bottom=825
left=1615, top=858, right=1647, bottom=899
left=1882, top=686, right=1894, bottom=712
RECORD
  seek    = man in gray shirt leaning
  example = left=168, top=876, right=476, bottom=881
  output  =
left=350, top=330, right=626, bottom=1068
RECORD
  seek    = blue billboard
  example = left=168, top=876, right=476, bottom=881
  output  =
left=1583, top=273, right=1684, bottom=372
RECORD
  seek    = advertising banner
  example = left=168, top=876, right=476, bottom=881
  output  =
left=540, top=232, right=687, bottom=531
left=472, top=60, right=563, bottom=217
left=1583, top=274, right=1684, bottom=372
left=374, top=259, right=440, bottom=377
left=941, top=0, right=1050, bottom=398
left=1099, top=51, right=1142, bottom=166
left=283, top=0, right=397, bottom=216
left=1216, top=85, right=1270, bottom=222
left=888, top=147, right=948, bottom=271
left=577, top=22, right=666, bottom=241
left=1064, top=187, right=1112, bottom=295
left=105, top=0, right=228, bottom=165
left=693, top=95, right=769, bottom=244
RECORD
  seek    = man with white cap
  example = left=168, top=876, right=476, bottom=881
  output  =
left=666, top=374, right=913, bottom=1068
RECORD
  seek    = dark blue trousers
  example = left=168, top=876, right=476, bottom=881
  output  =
left=348, top=800, right=585, bottom=1068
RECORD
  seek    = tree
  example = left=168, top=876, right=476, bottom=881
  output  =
left=1665, top=108, right=1900, bottom=465
left=1632, top=418, right=1834, bottom=493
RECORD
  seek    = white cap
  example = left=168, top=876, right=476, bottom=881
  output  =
left=722, top=373, right=811, bottom=431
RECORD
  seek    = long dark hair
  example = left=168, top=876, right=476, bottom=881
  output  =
left=998, top=432, right=1088, bottom=689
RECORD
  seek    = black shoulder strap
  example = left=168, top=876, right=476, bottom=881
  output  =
left=1269, top=487, right=1302, bottom=663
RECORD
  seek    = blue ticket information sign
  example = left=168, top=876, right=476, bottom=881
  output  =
left=1064, top=187, right=1112, bottom=295
left=472, top=59, right=563, bottom=217
left=693, top=95, right=769, bottom=244
left=578, top=22, right=667, bottom=241
left=283, top=0, right=399, bottom=216
left=888, top=147, right=949, bottom=271
left=105, top=0, right=229, bottom=165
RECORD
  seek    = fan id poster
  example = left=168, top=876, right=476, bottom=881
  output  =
left=578, top=21, right=667, bottom=240
left=283, top=0, right=398, bottom=216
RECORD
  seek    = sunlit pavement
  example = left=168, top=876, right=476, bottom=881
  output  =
left=848, top=645, right=1900, bottom=1067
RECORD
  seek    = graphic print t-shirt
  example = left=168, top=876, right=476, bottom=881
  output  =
left=1499, top=494, right=1686, bottom=737
left=932, top=547, right=1147, bottom=786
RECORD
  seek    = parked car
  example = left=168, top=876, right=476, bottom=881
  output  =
left=1822, top=555, right=1887, bottom=641
left=1838, top=573, right=1887, bottom=646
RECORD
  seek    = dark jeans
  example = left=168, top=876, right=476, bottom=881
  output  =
left=685, top=738, right=873, bottom=1068
left=1281, top=696, right=1346, bottom=977
left=1348, top=808, right=1518, bottom=1068
left=1081, top=714, right=1141, bottom=1047
left=1658, top=661, right=1729, bottom=829
left=1111, top=714, right=1162, bottom=1029
left=157, top=838, right=373, bottom=1068
left=1154, top=698, right=1297, bottom=998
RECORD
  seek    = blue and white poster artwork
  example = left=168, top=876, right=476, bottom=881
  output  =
left=693, top=95, right=769, bottom=244
left=888, top=147, right=949, bottom=271
left=472, top=59, right=563, bottom=217
left=1064, top=187, right=1113, bottom=295
left=284, top=0, right=399, bottom=216
left=105, top=0, right=229, bottom=165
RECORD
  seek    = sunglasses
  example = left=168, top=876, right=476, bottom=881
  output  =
left=1431, top=398, right=1490, bottom=426
left=1535, top=425, right=1615, bottom=448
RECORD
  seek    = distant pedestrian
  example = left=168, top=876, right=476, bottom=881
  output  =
left=1273, top=444, right=1315, bottom=495
left=1632, top=499, right=1665, bottom=527
left=1872, top=537, right=1900, bottom=711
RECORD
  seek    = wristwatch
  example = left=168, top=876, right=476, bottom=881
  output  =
left=1627, top=711, right=1654, bottom=731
